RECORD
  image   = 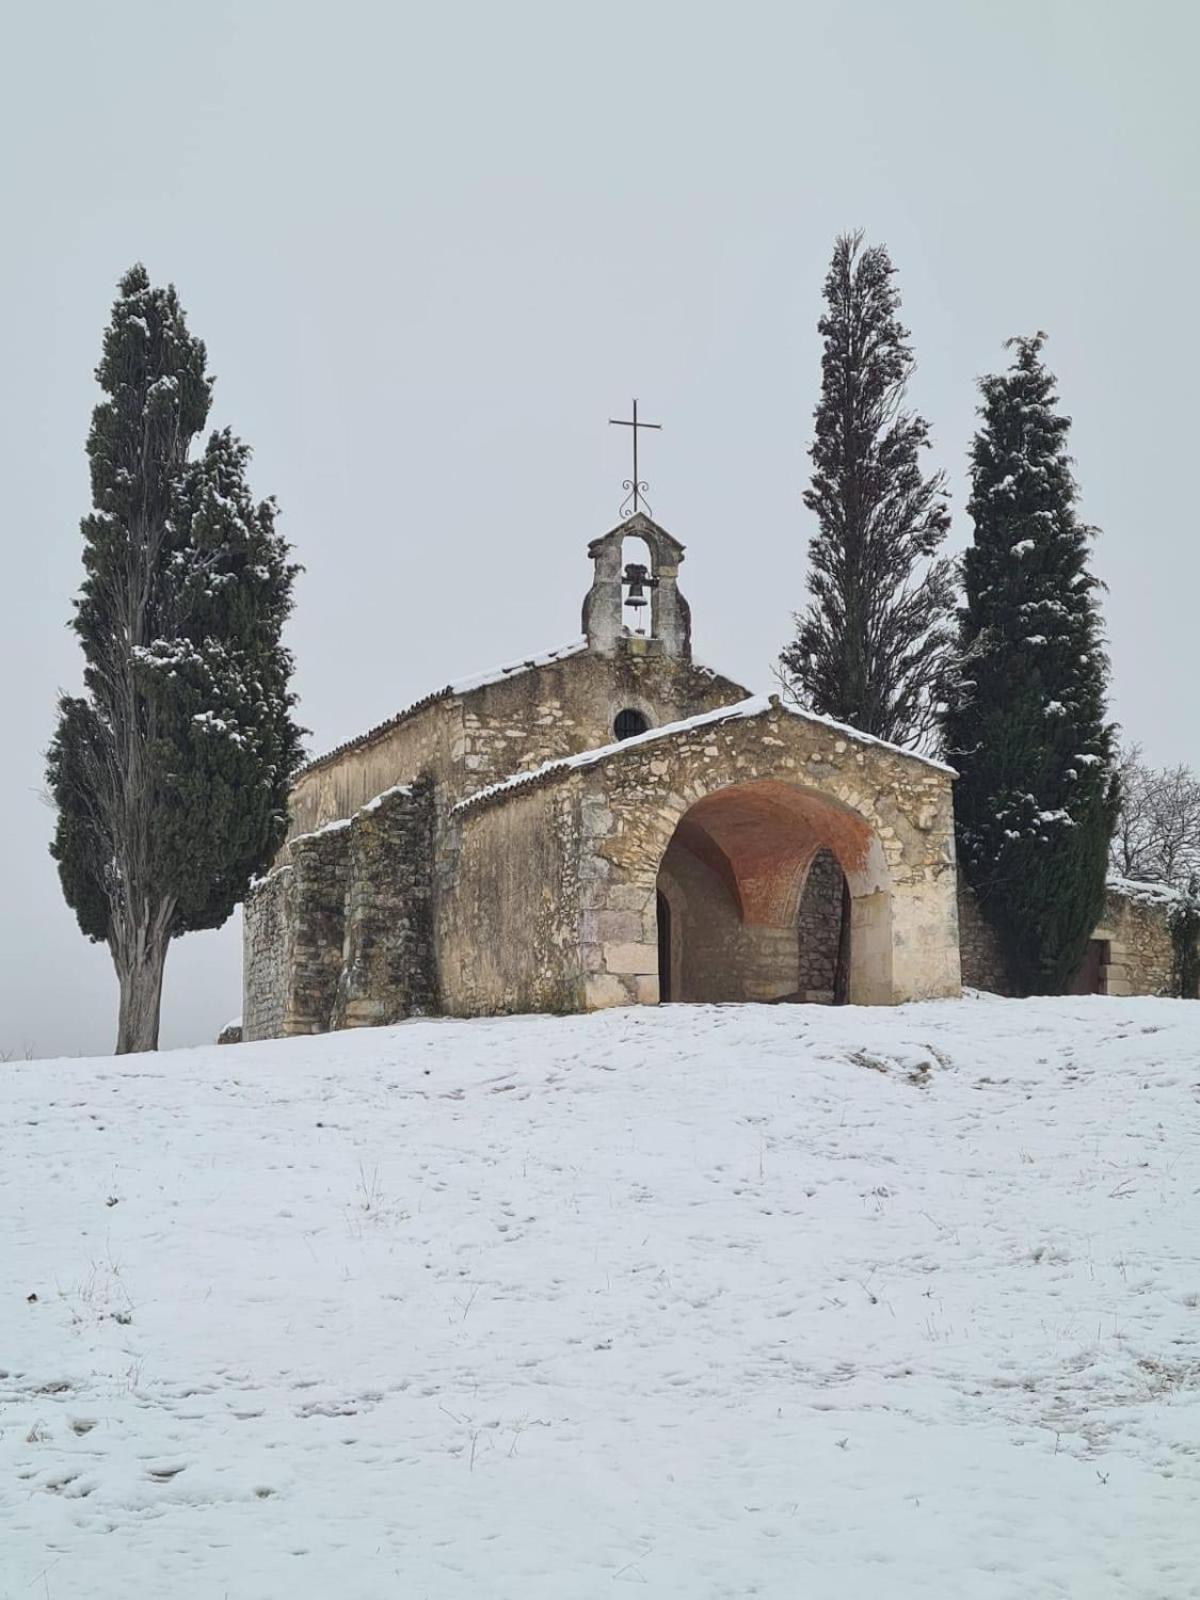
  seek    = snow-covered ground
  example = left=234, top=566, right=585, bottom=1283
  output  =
left=3, top=996, right=1199, bottom=1599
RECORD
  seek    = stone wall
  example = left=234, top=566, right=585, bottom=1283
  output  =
left=658, top=839, right=800, bottom=1003
left=957, top=881, right=1014, bottom=996
left=244, top=788, right=436, bottom=1038
left=958, top=875, right=1187, bottom=999
left=565, top=704, right=959, bottom=1010
left=438, top=782, right=583, bottom=1016
left=243, top=822, right=351, bottom=1041
left=1094, top=883, right=1178, bottom=998
left=285, top=648, right=748, bottom=841
left=452, top=699, right=961, bottom=1013
left=285, top=707, right=453, bottom=850
left=796, top=848, right=844, bottom=1003
left=286, top=824, right=352, bottom=1034
left=242, top=866, right=295, bottom=1040
left=332, top=782, right=436, bottom=1028
left=246, top=633, right=750, bottom=1039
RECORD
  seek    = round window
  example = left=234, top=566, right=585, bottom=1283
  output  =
left=614, top=708, right=650, bottom=741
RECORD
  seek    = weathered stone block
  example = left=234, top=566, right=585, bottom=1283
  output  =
left=605, top=884, right=653, bottom=913
left=581, top=909, right=643, bottom=944
left=581, top=804, right=614, bottom=838
left=585, top=974, right=628, bottom=1009
left=604, top=942, right=658, bottom=975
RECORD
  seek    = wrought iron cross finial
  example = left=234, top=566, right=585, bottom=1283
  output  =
left=608, top=398, right=662, bottom=519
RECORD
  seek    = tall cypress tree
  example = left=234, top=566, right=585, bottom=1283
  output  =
left=47, top=265, right=304, bottom=1053
left=945, top=333, right=1117, bottom=994
left=781, top=230, right=956, bottom=750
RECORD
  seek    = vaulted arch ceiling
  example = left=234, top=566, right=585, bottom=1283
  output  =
left=665, top=779, right=878, bottom=925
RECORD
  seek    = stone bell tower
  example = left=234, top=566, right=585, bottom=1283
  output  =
left=581, top=511, right=692, bottom=660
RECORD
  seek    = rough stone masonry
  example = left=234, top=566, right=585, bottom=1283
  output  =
left=240, top=511, right=1185, bottom=1041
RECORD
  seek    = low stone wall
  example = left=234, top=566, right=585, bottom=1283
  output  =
left=332, top=782, right=436, bottom=1028
left=284, top=824, right=352, bottom=1034
left=1095, top=883, right=1177, bottom=998
left=243, top=786, right=434, bottom=1038
left=958, top=875, right=1188, bottom=999
left=246, top=840, right=352, bottom=1040
left=957, top=881, right=1014, bottom=996
left=243, top=867, right=295, bottom=1040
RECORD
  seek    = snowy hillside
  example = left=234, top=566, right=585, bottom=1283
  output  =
left=3, top=997, right=1199, bottom=1599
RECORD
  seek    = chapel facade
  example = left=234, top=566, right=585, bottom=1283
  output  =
left=241, top=513, right=966, bottom=1039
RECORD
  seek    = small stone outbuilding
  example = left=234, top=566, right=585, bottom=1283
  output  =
left=242, top=514, right=963, bottom=1039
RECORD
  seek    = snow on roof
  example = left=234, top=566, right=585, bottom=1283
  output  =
left=248, top=860, right=293, bottom=892
left=442, top=637, right=589, bottom=697
left=454, top=695, right=956, bottom=816
left=780, top=701, right=958, bottom=776
left=295, top=638, right=590, bottom=778
left=359, top=782, right=414, bottom=814
left=1106, top=874, right=1182, bottom=906
left=284, top=784, right=416, bottom=853
left=265, top=818, right=351, bottom=863
left=690, top=656, right=751, bottom=692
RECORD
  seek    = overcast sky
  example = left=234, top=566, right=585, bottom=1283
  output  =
left=2, top=0, right=1195, bottom=1058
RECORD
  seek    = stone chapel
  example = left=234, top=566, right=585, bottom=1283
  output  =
left=242, top=514, right=968, bottom=1040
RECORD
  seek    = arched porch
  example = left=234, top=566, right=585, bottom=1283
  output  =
left=653, top=779, right=892, bottom=1006
left=446, top=692, right=961, bottom=1017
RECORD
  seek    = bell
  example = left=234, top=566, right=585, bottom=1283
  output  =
left=623, top=562, right=651, bottom=611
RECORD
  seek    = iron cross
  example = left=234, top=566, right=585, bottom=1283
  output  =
left=608, top=398, right=662, bottom=519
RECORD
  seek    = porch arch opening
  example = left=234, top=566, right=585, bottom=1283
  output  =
left=653, top=779, right=892, bottom=1006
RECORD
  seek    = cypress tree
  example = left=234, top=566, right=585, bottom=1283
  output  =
left=781, top=230, right=956, bottom=750
left=47, top=265, right=304, bottom=1053
left=945, top=333, right=1117, bottom=995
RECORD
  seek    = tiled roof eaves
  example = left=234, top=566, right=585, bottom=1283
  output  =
left=294, top=686, right=455, bottom=780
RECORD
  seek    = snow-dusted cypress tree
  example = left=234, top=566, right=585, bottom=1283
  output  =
left=780, top=230, right=956, bottom=750
left=945, top=333, right=1117, bottom=995
left=47, top=265, right=304, bottom=1053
